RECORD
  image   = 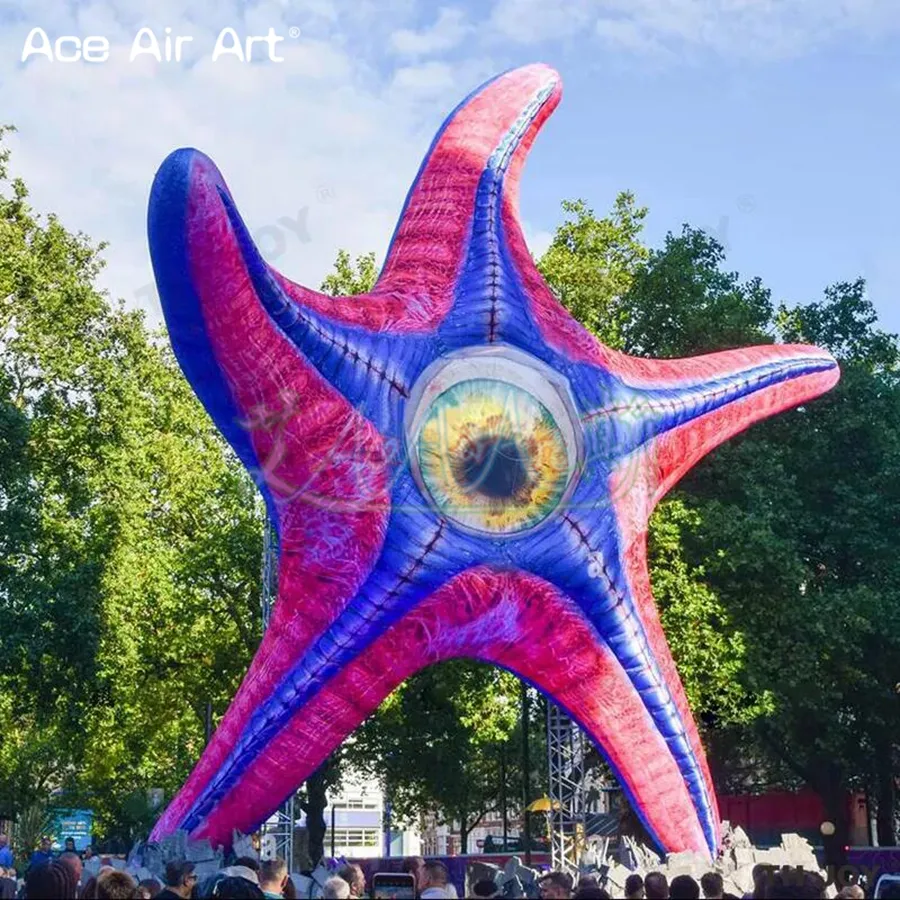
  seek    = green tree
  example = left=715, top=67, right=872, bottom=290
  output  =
left=0, top=129, right=262, bottom=844
left=538, top=193, right=649, bottom=349
left=620, top=229, right=900, bottom=858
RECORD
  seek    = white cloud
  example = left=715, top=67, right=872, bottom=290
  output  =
left=390, top=7, right=469, bottom=57
left=490, top=0, right=900, bottom=59
left=1, top=2, right=495, bottom=325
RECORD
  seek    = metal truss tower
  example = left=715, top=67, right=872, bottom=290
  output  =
left=547, top=701, right=588, bottom=875
left=258, top=515, right=296, bottom=872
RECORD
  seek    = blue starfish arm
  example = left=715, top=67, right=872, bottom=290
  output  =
left=218, top=189, right=436, bottom=434
left=580, top=346, right=839, bottom=460
left=176, top=473, right=484, bottom=832
left=508, top=483, right=718, bottom=857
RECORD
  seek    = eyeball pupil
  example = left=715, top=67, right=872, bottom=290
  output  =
left=455, top=436, right=527, bottom=500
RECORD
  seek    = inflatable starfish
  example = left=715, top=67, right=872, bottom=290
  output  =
left=147, top=63, right=838, bottom=858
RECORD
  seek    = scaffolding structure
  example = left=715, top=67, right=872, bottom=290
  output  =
left=547, top=702, right=588, bottom=875
left=258, top=516, right=296, bottom=871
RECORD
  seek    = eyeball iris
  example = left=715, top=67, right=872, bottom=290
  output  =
left=416, top=378, right=571, bottom=534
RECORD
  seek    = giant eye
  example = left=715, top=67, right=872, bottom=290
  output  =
left=406, top=347, right=582, bottom=535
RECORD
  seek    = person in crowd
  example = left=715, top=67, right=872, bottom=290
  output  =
left=644, top=871, right=668, bottom=900
left=84, top=846, right=96, bottom=863
left=419, top=861, right=455, bottom=900
left=573, top=884, right=610, bottom=899
left=156, top=861, right=198, bottom=900
left=281, top=877, right=296, bottom=900
left=766, top=869, right=825, bottom=900
left=836, top=886, right=864, bottom=900
left=209, top=875, right=265, bottom=898
left=336, top=864, right=366, bottom=899
left=64, top=837, right=77, bottom=854
left=28, top=837, right=53, bottom=870
left=538, top=871, right=573, bottom=900
left=233, top=859, right=260, bottom=874
left=0, top=834, right=13, bottom=870
left=321, top=877, right=350, bottom=900
left=97, top=870, right=138, bottom=899
left=670, top=874, right=701, bottom=900
left=743, top=864, right=769, bottom=900
left=82, top=875, right=101, bottom=898
left=60, top=850, right=84, bottom=887
left=624, top=873, right=644, bottom=899
left=471, top=879, right=500, bottom=898
left=258, top=858, right=288, bottom=899
left=0, top=875, right=15, bottom=900
left=701, top=872, right=724, bottom=899
left=24, top=859, right=77, bottom=899
left=222, top=865, right=259, bottom=887
left=135, top=878, right=163, bottom=899
left=403, top=857, right=424, bottom=887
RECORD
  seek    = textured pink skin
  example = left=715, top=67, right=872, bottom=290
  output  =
left=275, top=65, right=561, bottom=334
left=150, top=156, right=391, bottom=840
left=150, top=62, right=841, bottom=853
left=608, top=364, right=841, bottom=855
left=190, top=568, right=707, bottom=853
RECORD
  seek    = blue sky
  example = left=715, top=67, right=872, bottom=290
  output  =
left=2, top=0, right=899, bottom=334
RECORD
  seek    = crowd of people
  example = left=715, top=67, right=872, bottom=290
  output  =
left=0, top=836, right=891, bottom=900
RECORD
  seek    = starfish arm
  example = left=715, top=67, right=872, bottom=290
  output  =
left=166, top=568, right=706, bottom=855
left=378, top=64, right=561, bottom=347
left=152, top=477, right=478, bottom=839
left=212, top=185, right=432, bottom=431
left=591, top=344, right=840, bottom=503
left=581, top=343, right=839, bottom=465
left=148, top=148, right=394, bottom=525
left=512, top=493, right=719, bottom=857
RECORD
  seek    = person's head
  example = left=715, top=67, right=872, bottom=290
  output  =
left=136, top=878, right=162, bottom=899
left=837, top=887, right=864, bottom=900
left=670, top=875, right=700, bottom=900
left=25, top=860, right=77, bottom=899
left=768, top=870, right=825, bottom=900
left=644, top=872, right=668, bottom=900
left=322, top=876, right=351, bottom=900
left=259, top=858, right=288, bottom=894
left=234, top=857, right=260, bottom=873
left=97, top=870, right=137, bottom=899
left=211, top=875, right=265, bottom=898
left=539, top=871, right=573, bottom=900
left=336, top=863, right=365, bottom=898
left=64, top=837, right=76, bottom=853
left=164, top=860, right=197, bottom=898
left=421, top=861, right=449, bottom=891
left=573, top=886, right=609, bottom=899
left=701, top=872, right=724, bottom=899
left=82, top=875, right=100, bottom=899
left=751, top=864, right=770, bottom=900
left=472, top=878, right=500, bottom=898
left=84, top=845, right=95, bottom=859
left=59, top=850, right=83, bottom=884
left=624, top=873, right=644, bottom=899
left=404, top=857, right=426, bottom=889
left=38, top=837, right=51, bottom=854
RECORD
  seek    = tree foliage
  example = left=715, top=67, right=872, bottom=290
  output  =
left=0, top=130, right=262, bottom=846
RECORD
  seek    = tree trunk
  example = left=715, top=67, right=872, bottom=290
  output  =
left=459, top=814, right=468, bottom=856
left=306, top=765, right=328, bottom=865
left=818, top=778, right=850, bottom=871
left=876, top=757, right=897, bottom=846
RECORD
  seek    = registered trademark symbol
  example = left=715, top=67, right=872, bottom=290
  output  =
left=288, top=26, right=301, bottom=38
